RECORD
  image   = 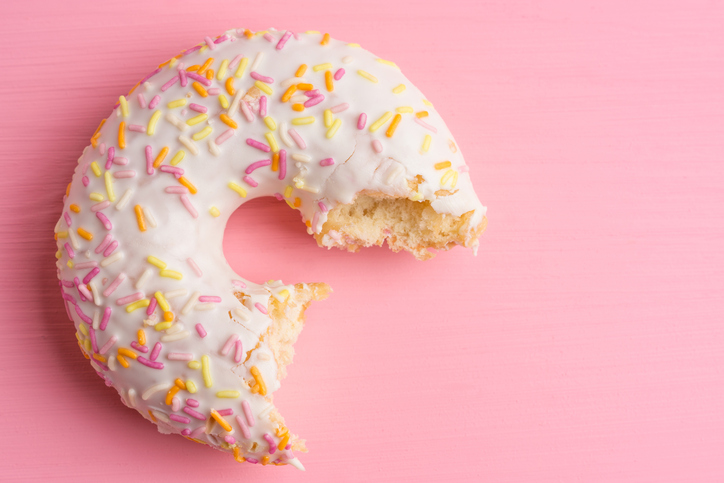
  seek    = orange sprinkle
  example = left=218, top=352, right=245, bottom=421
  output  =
left=153, top=146, right=169, bottom=168
left=278, top=433, right=290, bottom=450
left=178, top=176, right=198, bottom=194
left=434, top=161, right=452, bottom=170
left=118, top=347, right=138, bottom=360
left=296, top=83, right=313, bottom=91
left=244, top=29, right=253, bottom=39
left=147, top=410, right=157, bottom=422
left=210, top=410, right=233, bottom=432
left=325, top=70, right=334, bottom=92
left=186, top=65, right=200, bottom=72
left=92, top=118, right=106, bottom=138
left=77, top=228, right=93, bottom=241
left=233, top=446, right=245, bottom=463
left=66, top=182, right=72, bottom=197
left=92, top=353, right=107, bottom=363
left=197, top=57, right=214, bottom=75
left=158, top=59, right=171, bottom=68
left=416, top=111, right=429, bottom=118
left=320, top=33, right=330, bottom=45
left=206, top=69, right=213, bottom=80
left=386, top=114, right=402, bottom=138
left=294, top=197, right=302, bottom=208
left=165, top=385, right=180, bottom=405
left=261, top=456, right=270, bottom=465
left=295, top=64, right=307, bottom=77
left=250, top=366, right=267, bottom=396
left=137, top=329, right=146, bottom=346
left=117, top=354, right=130, bottom=368
left=118, top=121, right=126, bottom=149
left=134, top=205, right=147, bottom=232
left=69, top=204, right=80, bottom=213
left=163, top=311, right=174, bottom=322
left=271, top=152, right=279, bottom=172
left=174, top=378, right=187, bottom=390
left=192, top=81, right=208, bottom=98
left=220, top=113, right=238, bottom=129
left=127, top=81, right=141, bottom=95
left=292, top=103, right=305, bottom=112
left=225, top=77, right=235, bottom=96
left=281, top=85, right=297, bottom=102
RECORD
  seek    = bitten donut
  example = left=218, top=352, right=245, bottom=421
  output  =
left=54, top=28, right=487, bottom=469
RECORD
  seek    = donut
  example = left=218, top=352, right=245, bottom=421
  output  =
left=54, top=28, right=487, bottom=469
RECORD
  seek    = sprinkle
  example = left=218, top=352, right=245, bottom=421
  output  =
left=372, top=140, right=383, bottom=153
left=377, top=58, right=398, bottom=68
left=216, top=390, right=240, bottom=398
left=160, top=269, right=184, bottom=279
left=100, top=252, right=122, bottom=267
left=191, top=81, right=208, bottom=98
left=220, top=334, right=239, bottom=355
left=161, top=331, right=189, bottom=342
left=187, top=258, right=203, bottom=276
left=201, top=355, right=212, bottom=387
left=195, top=323, right=207, bottom=338
left=150, top=342, right=162, bottom=361
left=220, top=113, right=237, bottom=129
left=265, top=132, right=279, bottom=152
left=421, top=134, right=432, bottom=152
left=254, top=302, right=268, bottom=315
left=152, top=146, right=169, bottom=168
left=281, top=85, right=297, bottom=102
left=263, top=116, right=276, bottom=130
left=414, top=116, right=438, bottom=133
left=246, top=138, right=271, bottom=152
left=326, top=118, right=342, bottom=138
left=137, top=93, right=147, bottom=108
left=116, top=292, right=144, bottom=305
left=153, top=291, right=170, bottom=311
left=192, top=126, right=212, bottom=141
left=313, top=62, right=333, bottom=72
left=209, top=206, right=220, bottom=217
left=241, top=400, right=255, bottom=427
left=240, top=100, right=255, bottom=122
left=279, top=122, right=294, bottom=147
left=187, top=72, right=212, bottom=86
left=263, top=32, right=275, bottom=42
left=169, top=150, right=186, bottom=165
left=210, top=409, right=233, bottom=432
left=183, top=407, right=206, bottom=420
left=126, top=299, right=150, bottom=312
left=249, top=366, right=267, bottom=395
left=118, top=348, right=138, bottom=360
left=342, top=55, right=353, bottom=64
left=370, top=112, right=393, bottom=132
left=291, top=103, right=305, bottom=111
left=155, top=321, right=173, bottom=331
left=234, top=57, right=249, bottom=78
left=295, top=64, right=307, bottom=77
left=291, top=154, right=310, bottom=163
left=217, top=59, right=229, bottom=80
left=435, top=161, right=452, bottom=170
left=115, top=189, right=132, bottom=210
left=167, top=352, right=193, bottom=361
left=90, top=162, right=101, bottom=177
left=137, top=356, right=164, bottom=369
left=189, top=103, right=208, bottom=114
left=251, top=71, right=274, bottom=84
left=76, top=227, right=92, bottom=241
left=165, top=113, right=189, bottom=132
left=291, top=116, right=315, bottom=126
left=319, top=158, right=335, bottom=167
left=396, top=106, right=414, bottom=114
left=103, top=241, right=119, bottom=257
left=134, top=205, right=146, bottom=232
left=142, top=383, right=171, bottom=400
left=245, top=159, right=271, bottom=174
left=416, top=110, right=429, bottom=118
left=99, top=335, right=118, bottom=354
left=243, top=176, right=258, bottom=187
left=392, top=84, right=406, bottom=94
left=228, top=182, right=247, bottom=197
left=357, top=70, right=378, bottom=83
left=330, top=103, right=349, bottom=114
left=167, top=99, right=186, bottom=109
left=324, top=70, right=335, bottom=92
left=169, top=414, right=190, bottom=424
left=186, top=113, right=208, bottom=126
left=178, top=136, right=199, bottom=155
left=234, top=339, right=244, bottom=363
left=116, top=355, right=129, bottom=368
left=279, top=149, right=287, bottom=180
left=254, top=80, right=273, bottom=95
left=161, top=76, right=180, bottom=92
left=386, top=113, right=402, bottom=137
left=276, top=30, right=292, bottom=50
left=216, top=129, right=234, bottom=145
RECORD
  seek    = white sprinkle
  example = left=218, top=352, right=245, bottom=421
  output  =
left=127, top=388, right=137, bottom=407
left=194, top=303, right=216, bottom=311
left=234, top=307, right=251, bottom=322
left=108, top=355, right=117, bottom=371
left=141, top=382, right=171, bottom=401
left=257, top=352, right=271, bottom=361
left=250, top=51, right=264, bottom=71
left=100, top=252, right=123, bottom=267
left=115, top=189, right=133, bottom=210
left=386, top=166, right=405, bottom=185
left=160, top=331, right=190, bottom=342
left=298, top=184, right=320, bottom=194
left=151, top=411, right=170, bottom=423
left=291, top=153, right=311, bottom=163
left=279, top=122, right=294, bottom=147
left=92, top=309, right=100, bottom=330
left=280, top=77, right=303, bottom=88
left=90, top=361, right=102, bottom=373
left=178, top=135, right=199, bottom=155
left=144, top=207, right=157, bottom=228
left=227, top=89, right=244, bottom=117
left=342, top=56, right=353, bottom=64
left=181, top=291, right=200, bottom=315
left=208, top=139, right=220, bottom=157
left=68, top=228, right=80, bottom=249
left=136, top=268, right=153, bottom=289
left=290, top=94, right=307, bottom=104
left=164, top=289, right=188, bottom=299
left=167, top=353, right=193, bottom=361
left=165, top=112, right=189, bottom=131
left=89, top=281, right=101, bottom=306
left=165, top=323, right=184, bottom=335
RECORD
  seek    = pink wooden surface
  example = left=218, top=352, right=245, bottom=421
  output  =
left=2, top=0, right=724, bottom=481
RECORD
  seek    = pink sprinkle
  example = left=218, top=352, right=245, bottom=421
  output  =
left=73, top=277, right=87, bottom=301
left=246, top=458, right=259, bottom=465
left=214, top=35, right=229, bottom=44
left=288, top=129, right=306, bottom=149
left=251, top=72, right=274, bottom=84
left=190, top=425, right=206, bottom=438
left=160, top=75, right=180, bottom=92
left=318, top=202, right=328, bottom=213
left=102, top=273, right=125, bottom=297
left=320, top=157, right=335, bottom=166
left=246, top=138, right=271, bottom=152
left=89, top=327, right=98, bottom=353
left=274, top=192, right=283, bottom=200
left=234, top=339, right=243, bottom=363
left=414, top=116, right=438, bottom=133
left=82, top=176, right=89, bottom=187
left=179, top=68, right=188, bottom=87
left=232, top=280, right=247, bottom=288
left=279, top=149, right=287, bottom=180
left=183, top=407, right=206, bottom=420
left=149, top=95, right=161, bottom=109
left=304, top=89, right=321, bottom=97
left=170, top=414, right=190, bottom=424
left=458, top=165, right=470, bottom=173
left=73, top=261, right=97, bottom=270
left=254, top=302, right=268, bottom=314
left=128, top=124, right=145, bottom=132
left=195, top=324, right=207, bottom=338
left=137, top=356, right=163, bottom=369
left=95, top=234, right=112, bottom=254
left=116, top=292, right=143, bottom=306
left=181, top=428, right=191, bottom=436
left=112, top=156, right=128, bottom=165
left=103, top=240, right=118, bottom=257
left=75, top=304, right=92, bottom=324
left=334, top=68, right=345, bottom=80
left=130, top=341, right=149, bottom=353
left=215, top=129, right=234, bottom=145
left=159, top=165, right=184, bottom=176
left=241, top=100, right=255, bottom=122
left=276, top=30, right=292, bottom=50
left=245, top=159, right=271, bottom=174
left=99, top=335, right=117, bottom=354
left=82, top=267, right=100, bottom=284
left=242, top=400, right=255, bottom=427
left=180, top=195, right=198, bottom=218
left=146, top=297, right=157, bottom=315
left=207, top=88, right=221, bottom=96
left=372, top=139, right=383, bottom=153
left=313, top=211, right=319, bottom=230
left=98, top=145, right=105, bottom=156
left=357, top=113, right=367, bottom=129
left=167, top=352, right=193, bottom=361
left=263, top=434, right=277, bottom=455
left=304, top=95, right=324, bottom=108
left=174, top=397, right=183, bottom=412
left=186, top=398, right=199, bottom=407
left=229, top=54, right=243, bottom=69
left=150, top=342, right=162, bottom=361
left=105, top=147, right=114, bottom=170
left=259, top=95, right=267, bottom=117
left=63, top=212, right=72, bottom=227
left=220, top=334, right=239, bottom=355
left=235, top=415, right=252, bottom=439
left=189, top=103, right=207, bottom=113
left=113, top=170, right=136, bottom=179
left=186, top=72, right=212, bottom=86
left=243, top=176, right=258, bottom=187
left=60, top=279, right=75, bottom=288
left=224, top=435, right=235, bottom=444
left=145, top=145, right=154, bottom=175
left=199, top=295, right=221, bottom=303
left=217, top=408, right=234, bottom=416
left=64, top=242, right=75, bottom=259
left=263, top=33, right=275, bottom=42
left=165, top=186, right=187, bottom=194
left=91, top=201, right=110, bottom=212
left=330, top=103, right=349, bottom=114
left=293, top=31, right=301, bottom=40
left=140, top=67, right=162, bottom=84
left=187, top=257, right=203, bottom=277
left=205, top=36, right=216, bottom=50
left=100, top=306, right=112, bottom=330
left=137, top=93, right=147, bottom=108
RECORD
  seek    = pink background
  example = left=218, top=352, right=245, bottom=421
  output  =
left=1, top=0, right=723, bottom=481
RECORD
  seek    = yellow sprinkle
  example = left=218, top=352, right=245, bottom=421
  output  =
left=283, top=186, right=293, bottom=198
left=90, top=162, right=101, bottom=177
left=154, top=291, right=170, bottom=312
left=137, top=329, right=146, bottom=345
left=376, top=58, right=399, bottom=68
left=67, top=260, right=74, bottom=268
left=55, top=250, right=62, bottom=259
left=440, top=169, right=455, bottom=186
left=192, top=81, right=208, bottom=98
left=104, top=171, right=115, bottom=201
left=291, top=116, right=315, bottom=125
left=216, top=390, right=241, bottom=398
left=78, top=323, right=89, bottom=336
left=134, top=204, right=146, bottom=231
left=154, top=321, right=173, bottom=331
left=89, top=193, right=104, bottom=202
left=416, top=110, right=429, bottom=118
left=169, top=150, right=185, bottom=166
left=451, top=171, right=459, bottom=188
left=217, top=59, right=229, bottom=80
left=323, top=109, right=333, bottom=128
left=147, top=110, right=162, bottom=135
left=265, top=132, right=279, bottom=152
left=117, top=354, right=129, bottom=368
left=254, top=80, right=273, bottom=95
left=167, top=98, right=187, bottom=109
left=357, top=70, right=378, bottom=83
left=392, top=84, right=406, bottom=94
left=186, top=380, right=198, bottom=393
left=119, top=95, right=130, bottom=117
left=210, top=409, right=232, bottom=432
left=423, top=99, right=433, bottom=106
left=153, top=146, right=169, bottom=168
left=250, top=366, right=267, bottom=396
left=126, top=299, right=150, bottom=312
left=209, top=206, right=220, bottom=217
left=228, top=182, right=247, bottom=197
left=326, top=118, right=342, bottom=139
left=188, top=360, right=201, bottom=370
left=186, top=113, right=208, bottom=126
left=422, top=134, right=432, bottom=152
left=201, top=355, right=212, bottom=387
left=118, top=347, right=138, bottom=360
left=369, top=111, right=393, bottom=132
left=295, top=64, right=307, bottom=77
left=218, top=94, right=229, bottom=109
left=178, top=176, right=197, bottom=194
left=313, top=62, right=333, bottom=72
left=159, top=269, right=183, bottom=280
left=320, top=33, right=330, bottom=45
left=220, top=113, right=237, bottom=129
left=278, top=289, right=290, bottom=301
left=409, top=191, right=424, bottom=201
left=386, top=114, right=402, bottom=137
left=263, top=116, right=277, bottom=130
left=434, top=161, right=452, bottom=170
left=57, top=231, right=68, bottom=238
left=234, top=57, right=249, bottom=78
left=347, top=43, right=360, bottom=48
left=77, top=228, right=93, bottom=241
left=396, top=106, right=413, bottom=113
left=192, top=126, right=212, bottom=141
